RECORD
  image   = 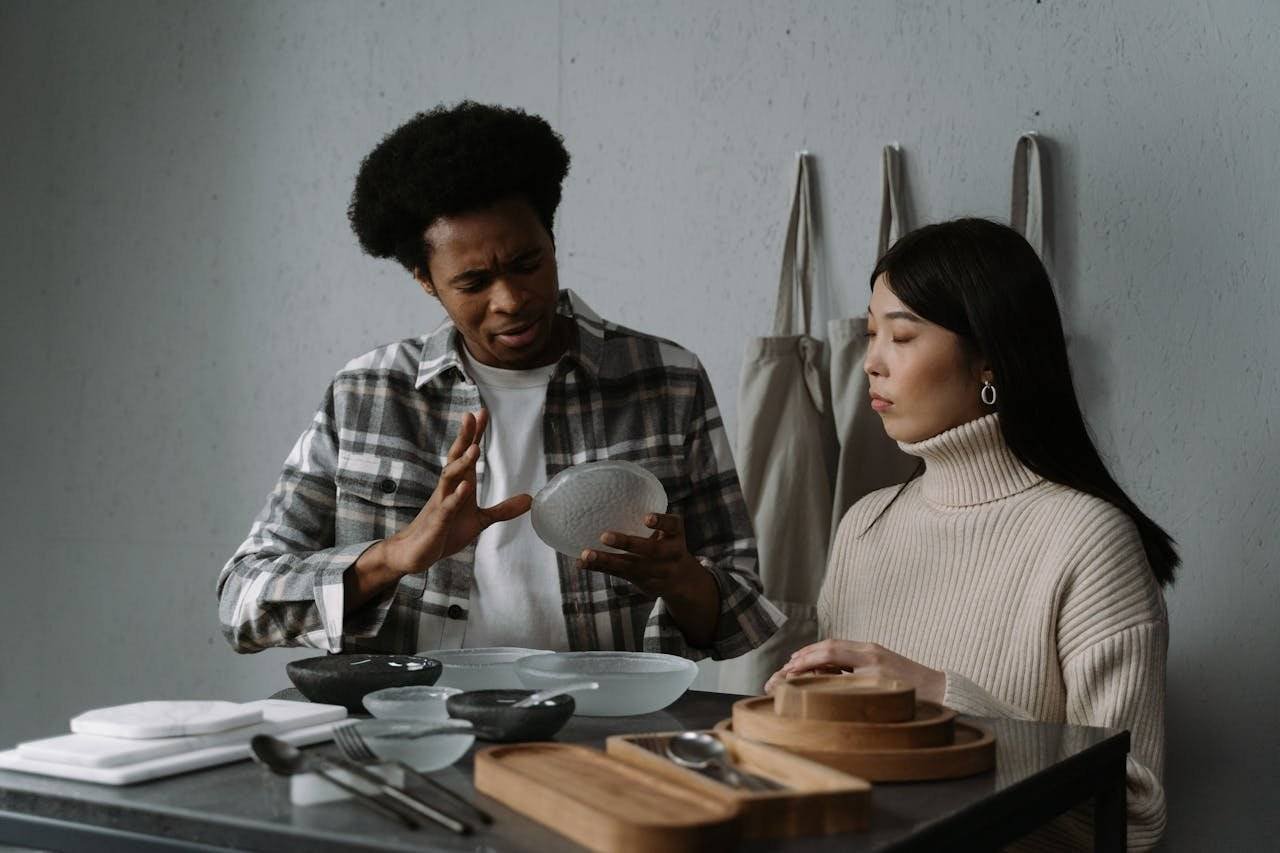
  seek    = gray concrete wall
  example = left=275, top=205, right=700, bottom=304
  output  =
left=1, top=1, right=1275, bottom=847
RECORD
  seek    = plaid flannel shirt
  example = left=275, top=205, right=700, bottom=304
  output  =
left=217, top=289, right=783, bottom=660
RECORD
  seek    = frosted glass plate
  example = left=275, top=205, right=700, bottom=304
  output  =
left=531, top=460, right=669, bottom=557
left=416, top=647, right=551, bottom=691
left=514, top=652, right=698, bottom=717
left=353, top=719, right=475, bottom=771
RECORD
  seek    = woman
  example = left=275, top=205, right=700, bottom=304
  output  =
left=767, top=218, right=1173, bottom=850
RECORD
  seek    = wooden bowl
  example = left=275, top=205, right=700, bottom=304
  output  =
left=773, top=675, right=915, bottom=722
left=735, top=696, right=955, bottom=751
left=715, top=718, right=996, bottom=783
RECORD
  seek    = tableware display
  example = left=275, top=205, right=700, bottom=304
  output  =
left=417, top=647, right=549, bottom=691
left=285, top=654, right=441, bottom=713
left=607, top=731, right=871, bottom=840
left=362, top=686, right=461, bottom=721
left=445, top=690, right=575, bottom=742
left=474, top=742, right=741, bottom=853
left=70, top=700, right=263, bottom=739
left=515, top=651, right=698, bottom=716
left=531, top=460, right=668, bottom=557
left=773, top=674, right=916, bottom=723
left=350, top=719, right=476, bottom=771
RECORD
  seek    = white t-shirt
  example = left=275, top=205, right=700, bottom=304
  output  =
left=459, top=351, right=569, bottom=650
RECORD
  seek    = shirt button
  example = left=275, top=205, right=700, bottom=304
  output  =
left=447, top=604, right=464, bottom=620
left=380, top=478, right=397, bottom=494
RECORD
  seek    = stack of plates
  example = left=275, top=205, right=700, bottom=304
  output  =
left=719, top=675, right=995, bottom=781
left=0, top=699, right=345, bottom=785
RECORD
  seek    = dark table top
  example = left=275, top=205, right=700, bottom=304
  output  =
left=0, top=690, right=1128, bottom=852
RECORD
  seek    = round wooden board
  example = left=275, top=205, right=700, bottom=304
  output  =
left=773, top=675, right=916, bottom=722
left=735, top=696, right=956, bottom=751
left=715, top=718, right=996, bottom=782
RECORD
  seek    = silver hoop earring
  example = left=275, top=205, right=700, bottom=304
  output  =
left=981, top=381, right=997, bottom=406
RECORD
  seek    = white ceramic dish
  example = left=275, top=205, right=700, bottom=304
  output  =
left=415, top=647, right=551, bottom=692
left=351, top=719, right=475, bottom=771
left=531, top=460, right=668, bottom=557
left=362, top=686, right=461, bottom=721
left=514, top=651, right=698, bottom=716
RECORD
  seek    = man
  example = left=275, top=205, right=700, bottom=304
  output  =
left=217, top=102, right=782, bottom=661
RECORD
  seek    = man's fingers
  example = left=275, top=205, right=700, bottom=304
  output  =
left=437, top=444, right=480, bottom=494
left=599, top=530, right=666, bottom=558
left=576, top=549, right=645, bottom=582
left=644, top=512, right=684, bottom=537
left=483, top=493, right=533, bottom=523
left=473, top=409, right=489, bottom=442
left=446, top=412, right=476, bottom=462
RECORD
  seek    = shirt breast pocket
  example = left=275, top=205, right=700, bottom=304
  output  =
left=334, top=451, right=436, bottom=539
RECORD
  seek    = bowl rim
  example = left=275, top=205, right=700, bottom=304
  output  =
left=514, top=650, right=698, bottom=677
left=414, top=647, right=552, bottom=669
left=353, top=717, right=476, bottom=736
left=363, top=685, right=463, bottom=703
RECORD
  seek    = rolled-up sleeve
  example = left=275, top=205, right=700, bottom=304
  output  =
left=644, top=360, right=784, bottom=660
left=215, top=384, right=393, bottom=653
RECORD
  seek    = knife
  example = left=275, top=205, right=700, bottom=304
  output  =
left=321, top=756, right=471, bottom=835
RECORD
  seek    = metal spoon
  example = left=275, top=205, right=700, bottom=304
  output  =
left=511, top=680, right=600, bottom=709
left=249, top=734, right=419, bottom=829
left=666, top=731, right=769, bottom=791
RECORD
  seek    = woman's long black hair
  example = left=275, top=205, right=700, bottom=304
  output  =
left=870, top=218, right=1179, bottom=586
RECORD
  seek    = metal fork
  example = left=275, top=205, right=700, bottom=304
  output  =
left=332, top=722, right=494, bottom=826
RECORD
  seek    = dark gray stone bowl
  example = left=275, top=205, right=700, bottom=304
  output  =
left=445, top=689, right=575, bottom=742
left=285, top=654, right=442, bottom=713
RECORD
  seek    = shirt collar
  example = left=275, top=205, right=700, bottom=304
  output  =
left=414, top=288, right=605, bottom=389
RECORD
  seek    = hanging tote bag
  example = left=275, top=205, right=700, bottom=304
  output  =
left=826, top=145, right=920, bottom=544
left=1011, top=131, right=1047, bottom=262
left=718, top=152, right=839, bottom=695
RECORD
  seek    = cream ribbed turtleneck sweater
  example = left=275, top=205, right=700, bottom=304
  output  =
left=819, top=414, right=1167, bottom=851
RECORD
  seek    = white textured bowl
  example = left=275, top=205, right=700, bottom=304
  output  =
left=353, top=719, right=475, bottom=771
left=416, top=647, right=551, bottom=692
left=362, top=686, right=461, bottom=721
left=531, top=460, right=668, bottom=557
left=515, top=652, right=698, bottom=716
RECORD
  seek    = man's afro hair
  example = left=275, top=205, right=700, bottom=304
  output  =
left=348, top=101, right=571, bottom=275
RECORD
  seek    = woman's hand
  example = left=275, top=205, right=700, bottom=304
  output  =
left=575, top=512, right=721, bottom=647
left=764, top=639, right=946, bottom=704
left=382, top=410, right=532, bottom=575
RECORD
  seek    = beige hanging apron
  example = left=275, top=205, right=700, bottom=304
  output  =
left=827, top=145, right=920, bottom=545
left=718, top=152, right=838, bottom=695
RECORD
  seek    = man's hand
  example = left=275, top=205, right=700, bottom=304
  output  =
left=345, top=410, right=530, bottom=611
left=383, top=409, right=532, bottom=575
left=576, top=512, right=721, bottom=647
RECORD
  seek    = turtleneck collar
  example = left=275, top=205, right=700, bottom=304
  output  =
left=897, top=414, right=1044, bottom=508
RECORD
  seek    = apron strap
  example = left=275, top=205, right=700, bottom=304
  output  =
left=1010, top=132, right=1046, bottom=260
left=772, top=151, right=815, bottom=338
left=878, top=144, right=906, bottom=258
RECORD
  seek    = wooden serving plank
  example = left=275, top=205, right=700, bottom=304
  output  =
left=716, top=719, right=996, bottom=782
left=606, top=730, right=870, bottom=839
left=773, top=674, right=916, bottom=722
left=736, top=696, right=956, bottom=751
left=473, top=743, right=740, bottom=853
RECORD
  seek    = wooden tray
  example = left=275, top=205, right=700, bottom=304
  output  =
left=773, top=674, right=916, bottom=722
left=715, top=718, right=996, bottom=782
left=473, top=743, right=740, bottom=853
left=606, top=730, right=870, bottom=839
left=736, top=696, right=956, bottom=751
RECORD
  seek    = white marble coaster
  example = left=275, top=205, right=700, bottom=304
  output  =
left=70, top=700, right=263, bottom=739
